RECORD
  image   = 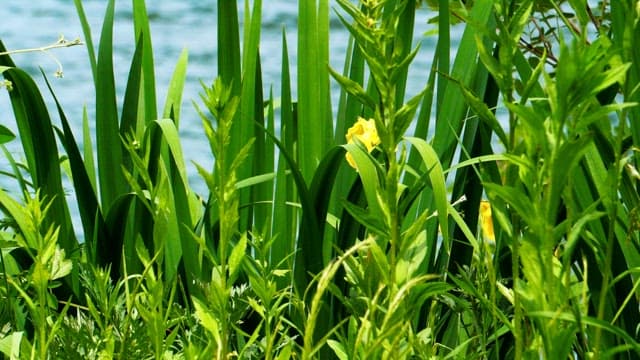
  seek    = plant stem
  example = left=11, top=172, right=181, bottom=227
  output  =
left=512, top=217, right=522, bottom=360
left=383, top=80, right=399, bottom=291
left=217, top=119, right=230, bottom=360
left=0, top=36, right=83, bottom=56
left=593, top=109, right=626, bottom=359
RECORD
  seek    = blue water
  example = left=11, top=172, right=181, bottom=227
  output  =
left=0, top=1, right=438, bottom=220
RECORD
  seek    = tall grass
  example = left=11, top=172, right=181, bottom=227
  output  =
left=1, top=0, right=639, bottom=358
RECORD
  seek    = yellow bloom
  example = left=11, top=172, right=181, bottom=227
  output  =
left=345, top=117, right=381, bottom=169
left=479, top=200, right=495, bottom=243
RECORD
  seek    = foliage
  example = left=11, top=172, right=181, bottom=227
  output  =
left=0, top=0, right=639, bottom=359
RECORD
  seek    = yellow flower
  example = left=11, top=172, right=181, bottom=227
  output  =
left=479, top=200, right=495, bottom=243
left=345, top=117, right=381, bottom=169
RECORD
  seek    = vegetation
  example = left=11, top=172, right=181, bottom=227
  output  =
left=1, top=0, right=639, bottom=358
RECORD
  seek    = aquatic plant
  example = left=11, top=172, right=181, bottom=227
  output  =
left=0, top=0, right=639, bottom=358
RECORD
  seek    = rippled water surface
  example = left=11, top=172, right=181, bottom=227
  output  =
left=1, top=1, right=438, bottom=198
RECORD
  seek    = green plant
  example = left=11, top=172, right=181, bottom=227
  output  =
left=2, top=0, right=640, bottom=358
left=0, top=191, right=72, bottom=359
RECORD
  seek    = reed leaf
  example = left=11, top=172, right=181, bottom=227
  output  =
left=95, top=0, right=126, bottom=210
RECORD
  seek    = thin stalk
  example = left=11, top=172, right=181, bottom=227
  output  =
left=550, top=1, right=582, bottom=40
left=384, top=88, right=400, bottom=288
left=217, top=123, right=230, bottom=360
left=0, top=36, right=82, bottom=56
left=34, top=222, right=48, bottom=360
left=386, top=155, right=400, bottom=289
left=37, top=280, right=47, bottom=359
left=593, top=107, right=626, bottom=358
left=512, top=216, right=522, bottom=360
left=486, top=243, right=499, bottom=360
left=501, top=7, right=523, bottom=352
left=265, top=313, right=273, bottom=360
left=586, top=3, right=600, bottom=31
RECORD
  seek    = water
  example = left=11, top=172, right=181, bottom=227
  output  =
left=0, top=1, right=437, bottom=213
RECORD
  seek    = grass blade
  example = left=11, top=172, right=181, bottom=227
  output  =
left=162, top=48, right=189, bottom=124
left=271, top=29, right=296, bottom=273
left=298, top=0, right=332, bottom=181
left=132, top=0, right=158, bottom=123
left=73, top=0, right=97, bottom=83
left=95, top=0, right=126, bottom=209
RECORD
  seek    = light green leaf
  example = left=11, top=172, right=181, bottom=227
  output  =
left=396, top=230, right=428, bottom=285
left=327, top=340, right=349, bottom=360
left=343, top=142, right=384, bottom=220
left=163, top=48, right=189, bottom=124
left=275, top=343, right=293, bottom=360
left=405, top=137, right=449, bottom=251
left=0, top=125, right=15, bottom=145
left=228, top=233, right=247, bottom=283
left=235, top=172, right=276, bottom=189
left=0, top=331, right=23, bottom=359
left=453, top=78, right=509, bottom=146
left=192, top=297, right=222, bottom=346
left=50, top=246, right=73, bottom=280
left=329, top=66, right=376, bottom=109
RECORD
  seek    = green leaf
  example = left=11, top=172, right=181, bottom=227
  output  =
left=132, top=0, right=158, bottom=123
left=73, top=0, right=97, bottom=82
left=306, top=146, right=348, bottom=264
left=82, top=107, right=97, bottom=191
left=0, top=125, right=15, bottom=145
left=367, top=239, right=390, bottom=284
left=507, top=1, right=533, bottom=47
left=50, top=246, right=73, bottom=280
left=135, top=233, right=152, bottom=270
left=217, top=0, right=241, bottom=94
left=298, top=0, right=332, bottom=181
left=237, top=0, right=264, bottom=232
left=163, top=48, right=189, bottom=124
left=235, top=172, right=276, bottom=189
left=342, top=201, right=388, bottom=238
left=343, top=142, right=384, bottom=220
left=405, top=137, right=449, bottom=251
left=147, top=118, right=190, bottom=187
left=192, top=297, right=222, bottom=346
left=151, top=162, right=183, bottom=282
left=270, top=30, right=295, bottom=272
left=396, top=230, right=428, bottom=285
left=96, top=0, right=126, bottom=210
left=449, top=76, right=509, bottom=146
left=228, top=233, right=247, bottom=283
left=394, top=86, right=428, bottom=141
left=275, top=343, right=294, bottom=360
left=575, top=102, right=637, bottom=131
left=329, top=66, right=376, bottom=109
left=103, top=193, right=142, bottom=275
left=0, top=331, right=23, bottom=359
left=448, top=202, right=479, bottom=250
left=327, top=340, right=349, bottom=360
left=547, top=135, right=593, bottom=224
left=485, top=183, right=537, bottom=230
left=120, top=33, right=144, bottom=143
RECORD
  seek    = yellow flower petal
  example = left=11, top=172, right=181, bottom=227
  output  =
left=479, top=200, right=495, bottom=242
left=345, top=117, right=381, bottom=170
